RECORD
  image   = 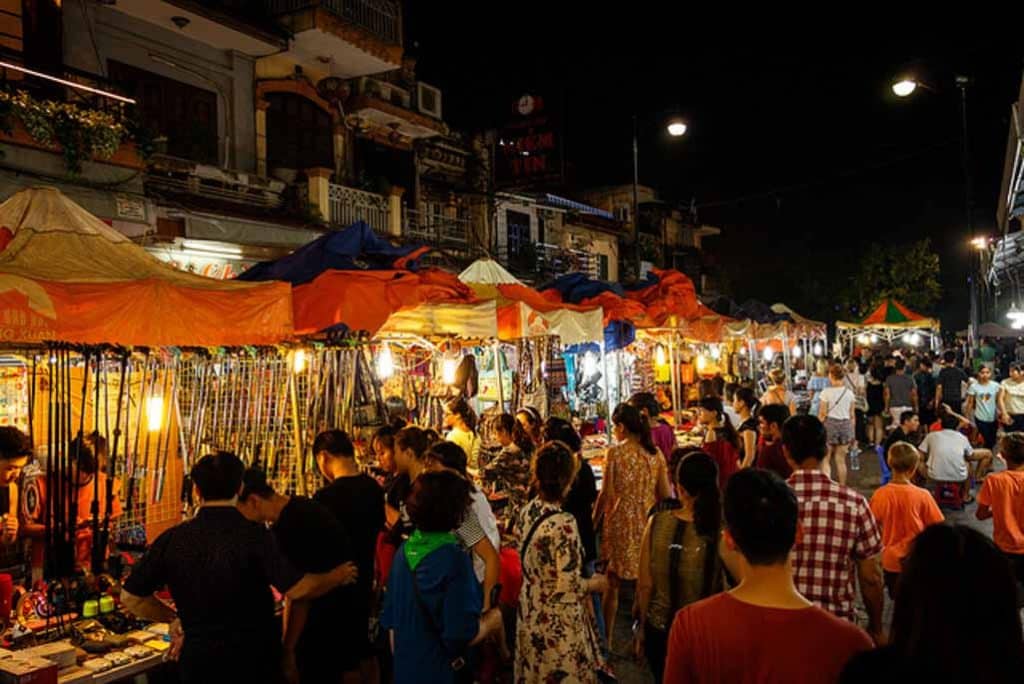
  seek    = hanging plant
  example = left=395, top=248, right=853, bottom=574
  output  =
left=0, top=90, right=142, bottom=174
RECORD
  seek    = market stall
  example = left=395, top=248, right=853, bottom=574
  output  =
left=0, top=187, right=296, bottom=680
left=836, top=298, right=941, bottom=356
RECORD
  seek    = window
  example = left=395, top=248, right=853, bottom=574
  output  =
left=109, top=60, right=218, bottom=165
left=506, top=210, right=531, bottom=256
left=597, top=253, right=610, bottom=280
left=265, top=93, right=333, bottom=172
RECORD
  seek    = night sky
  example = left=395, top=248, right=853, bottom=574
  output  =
left=407, top=10, right=1024, bottom=330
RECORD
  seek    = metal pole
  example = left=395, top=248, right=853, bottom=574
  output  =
left=632, top=114, right=641, bottom=280
left=492, top=341, right=505, bottom=412
left=958, top=75, right=979, bottom=354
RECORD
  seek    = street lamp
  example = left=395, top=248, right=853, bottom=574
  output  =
left=892, top=78, right=918, bottom=97
left=632, top=113, right=689, bottom=280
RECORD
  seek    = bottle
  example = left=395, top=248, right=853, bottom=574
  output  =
left=849, top=445, right=861, bottom=471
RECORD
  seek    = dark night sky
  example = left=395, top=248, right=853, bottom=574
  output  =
left=406, top=10, right=1024, bottom=330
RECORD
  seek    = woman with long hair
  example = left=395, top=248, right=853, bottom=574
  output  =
left=444, top=397, right=481, bottom=475
left=515, top=441, right=607, bottom=682
left=732, top=387, right=759, bottom=469
left=594, top=404, right=671, bottom=647
left=818, top=364, right=856, bottom=485
left=481, top=414, right=534, bottom=518
left=634, top=450, right=725, bottom=683
left=841, top=524, right=1024, bottom=683
left=807, top=359, right=831, bottom=418
left=515, top=406, right=543, bottom=446
left=697, top=397, right=740, bottom=490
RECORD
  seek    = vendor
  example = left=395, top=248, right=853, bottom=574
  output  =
left=69, top=433, right=123, bottom=568
left=0, top=428, right=31, bottom=573
left=444, top=397, right=481, bottom=475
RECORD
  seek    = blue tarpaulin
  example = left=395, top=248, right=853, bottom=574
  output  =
left=237, top=221, right=427, bottom=286
left=541, top=273, right=626, bottom=303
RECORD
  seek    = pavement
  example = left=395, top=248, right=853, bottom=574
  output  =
left=607, top=444, right=994, bottom=684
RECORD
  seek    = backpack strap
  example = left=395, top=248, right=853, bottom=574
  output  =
left=519, top=508, right=564, bottom=560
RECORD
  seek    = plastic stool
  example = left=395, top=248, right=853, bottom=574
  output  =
left=932, top=481, right=965, bottom=510
left=876, top=445, right=892, bottom=485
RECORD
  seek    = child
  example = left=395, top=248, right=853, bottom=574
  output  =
left=977, top=432, right=1024, bottom=595
left=870, top=441, right=945, bottom=598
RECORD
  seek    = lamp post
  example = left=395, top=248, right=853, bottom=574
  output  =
left=892, top=73, right=976, bottom=347
left=631, top=115, right=688, bottom=280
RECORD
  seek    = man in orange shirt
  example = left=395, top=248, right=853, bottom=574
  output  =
left=869, top=442, right=944, bottom=598
left=977, top=432, right=1024, bottom=599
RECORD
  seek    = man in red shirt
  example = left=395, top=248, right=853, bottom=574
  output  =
left=783, top=415, right=885, bottom=643
left=664, top=469, right=872, bottom=683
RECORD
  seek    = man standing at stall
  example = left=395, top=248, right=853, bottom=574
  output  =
left=0, top=427, right=31, bottom=548
left=238, top=468, right=359, bottom=683
left=121, top=451, right=359, bottom=684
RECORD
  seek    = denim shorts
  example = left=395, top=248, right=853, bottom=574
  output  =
left=825, top=418, right=853, bottom=445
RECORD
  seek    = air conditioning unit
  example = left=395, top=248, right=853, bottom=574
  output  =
left=417, top=82, right=443, bottom=119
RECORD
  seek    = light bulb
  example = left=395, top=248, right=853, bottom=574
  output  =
left=870, top=334, right=879, bottom=344
left=292, top=349, right=307, bottom=374
left=813, top=342, right=824, bottom=356
left=582, top=352, right=598, bottom=379
left=696, top=354, right=707, bottom=372
left=146, top=396, right=164, bottom=432
left=654, top=345, right=668, bottom=367
left=762, top=347, right=774, bottom=362
left=792, top=345, right=802, bottom=358
left=710, top=345, right=722, bottom=360
left=442, top=357, right=458, bottom=385
left=377, top=344, right=394, bottom=379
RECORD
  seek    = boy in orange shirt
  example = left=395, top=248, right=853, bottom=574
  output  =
left=977, top=432, right=1024, bottom=594
left=870, top=441, right=945, bottom=598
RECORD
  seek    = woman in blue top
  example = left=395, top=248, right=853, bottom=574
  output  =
left=382, top=471, right=503, bottom=684
left=808, top=359, right=831, bottom=417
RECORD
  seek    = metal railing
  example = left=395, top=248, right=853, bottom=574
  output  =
left=146, top=155, right=286, bottom=209
left=403, top=209, right=471, bottom=246
left=498, top=243, right=600, bottom=281
left=267, top=0, right=401, bottom=44
left=328, top=183, right=390, bottom=233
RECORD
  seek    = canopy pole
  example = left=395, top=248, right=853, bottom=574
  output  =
left=782, top=332, right=791, bottom=381
left=600, top=343, right=610, bottom=436
left=493, top=341, right=505, bottom=412
left=668, top=335, right=680, bottom=426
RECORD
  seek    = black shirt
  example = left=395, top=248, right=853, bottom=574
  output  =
left=123, top=506, right=303, bottom=681
left=564, top=459, right=598, bottom=563
left=314, top=473, right=384, bottom=597
left=273, top=497, right=358, bottom=668
left=938, top=366, right=967, bottom=404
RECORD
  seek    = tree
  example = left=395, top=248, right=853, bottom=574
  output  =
left=841, top=238, right=941, bottom=318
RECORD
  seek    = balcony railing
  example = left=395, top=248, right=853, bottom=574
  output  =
left=146, top=155, right=286, bottom=209
left=499, top=243, right=599, bottom=281
left=404, top=209, right=471, bottom=246
left=327, top=183, right=390, bottom=234
left=267, top=0, right=401, bottom=44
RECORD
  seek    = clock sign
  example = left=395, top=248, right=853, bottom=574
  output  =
left=516, top=94, right=544, bottom=116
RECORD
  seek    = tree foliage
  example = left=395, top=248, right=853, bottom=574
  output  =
left=841, top=238, right=941, bottom=318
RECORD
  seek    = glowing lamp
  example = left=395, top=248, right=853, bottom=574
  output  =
left=146, top=396, right=164, bottom=432
left=377, top=344, right=394, bottom=379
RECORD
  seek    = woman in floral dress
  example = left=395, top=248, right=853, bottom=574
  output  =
left=595, top=403, right=671, bottom=646
left=515, top=441, right=607, bottom=684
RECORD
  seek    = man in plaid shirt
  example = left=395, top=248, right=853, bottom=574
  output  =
left=782, top=415, right=885, bottom=643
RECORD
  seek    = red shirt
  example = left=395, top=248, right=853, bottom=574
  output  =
left=664, top=593, right=872, bottom=683
left=756, top=439, right=792, bottom=479
left=702, top=439, right=739, bottom=490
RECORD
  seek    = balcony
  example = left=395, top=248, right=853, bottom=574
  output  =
left=106, top=1, right=287, bottom=54
left=268, top=0, right=403, bottom=78
left=348, top=77, right=444, bottom=144
left=327, top=182, right=391, bottom=235
left=146, top=154, right=287, bottom=210
left=404, top=209, right=471, bottom=247
left=500, top=243, right=600, bottom=282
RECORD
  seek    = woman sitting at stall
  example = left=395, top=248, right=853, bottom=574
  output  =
left=595, top=404, right=671, bottom=648
left=515, top=441, right=608, bottom=683
left=634, top=450, right=725, bottom=683
left=481, top=414, right=534, bottom=520
left=732, top=387, right=759, bottom=469
left=698, top=397, right=741, bottom=490
left=381, top=470, right=504, bottom=684
left=444, top=398, right=482, bottom=476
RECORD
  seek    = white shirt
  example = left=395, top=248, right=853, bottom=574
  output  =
left=468, top=487, right=501, bottom=582
left=844, top=370, right=866, bottom=397
left=723, top=405, right=740, bottom=429
left=920, top=430, right=972, bottom=482
left=819, top=385, right=855, bottom=420
left=1003, top=379, right=1024, bottom=415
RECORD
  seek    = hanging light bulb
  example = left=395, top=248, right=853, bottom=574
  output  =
left=1008, top=304, right=1024, bottom=324
left=582, top=352, right=599, bottom=379
left=870, top=334, right=879, bottom=344
left=857, top=334, right=870, bottom=345
left=442, top=356, right=459, bottom=385
left=377, top=343, right=395, bottom=379
left=791, top=344, right=802, bottom=358
left=739, top=346, right=747, bottom=356
left=654, top=344, right=668, bottom=367
left=696, top=354, right=708, bottom=372
left=292, top=349, right=307, bottom=374
left=762, top=346, right=774, bottom=362
left=146, top=395, right=164, bottom=432
left=710, top=345, right=722, bottom=360
left=813, top=341, right=824, bottom=356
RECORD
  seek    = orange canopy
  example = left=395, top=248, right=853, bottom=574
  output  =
left=0, top=187, right=293, bottom=346
left=625, top=268, right=702, bottom=327
left=292, top=267, right=489, bottom=337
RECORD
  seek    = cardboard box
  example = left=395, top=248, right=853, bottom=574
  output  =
left=55, top=668, right=91, bottom=684
left=18, top=644, right=75, bottom=670
left=0, top=657, right=58, bottom=684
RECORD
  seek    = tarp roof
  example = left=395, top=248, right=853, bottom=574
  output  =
left=240, top=223, right=491, bottom=338
left=0, top=187, right=292, bottom=346
left=837, top=298, right=940, bottom=331
left=458, top=259, right=603, bottom=345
